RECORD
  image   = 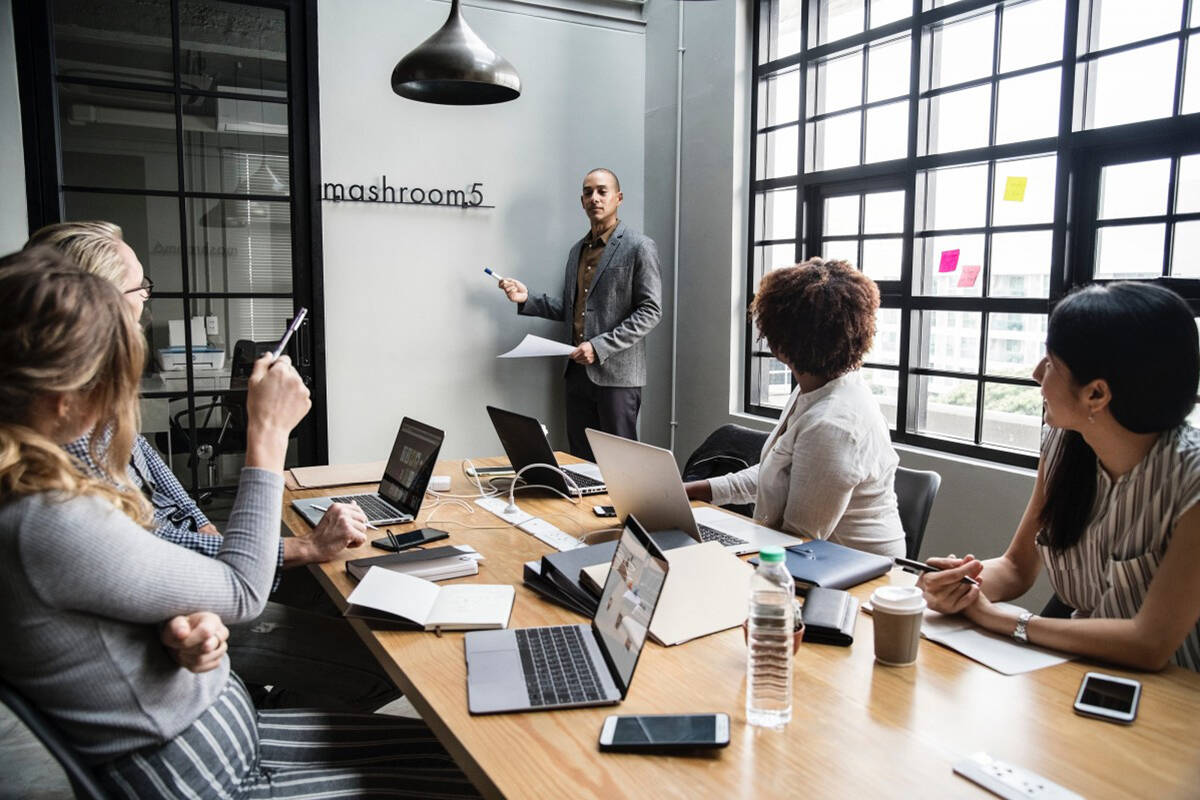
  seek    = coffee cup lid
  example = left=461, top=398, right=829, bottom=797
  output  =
left=870, top=585, right=927, bottom=613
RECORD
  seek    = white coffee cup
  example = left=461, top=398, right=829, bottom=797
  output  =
left=870, top=585, right=926, bottom=666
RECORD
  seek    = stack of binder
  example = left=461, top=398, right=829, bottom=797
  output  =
left=522, top=529, right=696, bottom=617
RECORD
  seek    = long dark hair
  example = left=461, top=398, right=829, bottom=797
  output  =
left=1040, top=282, right=1199, bottom=550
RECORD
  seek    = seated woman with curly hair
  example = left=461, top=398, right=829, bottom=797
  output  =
left=685, top=258, right=905, bottom=558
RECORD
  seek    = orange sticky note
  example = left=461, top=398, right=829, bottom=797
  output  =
left=1003, top=176, right=1027, bottom=202
left=957, top=264, right=981, bottom=287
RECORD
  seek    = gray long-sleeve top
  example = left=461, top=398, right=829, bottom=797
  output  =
left=0, top=467, right=282, bottom=763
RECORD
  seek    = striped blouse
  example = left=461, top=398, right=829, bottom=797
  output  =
left=1036, top=425, right=1200, bottom=671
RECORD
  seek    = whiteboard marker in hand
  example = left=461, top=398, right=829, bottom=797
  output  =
left=483, top=267, right=507, bottom=282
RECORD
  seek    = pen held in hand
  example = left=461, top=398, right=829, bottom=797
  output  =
left=483, top=267, right=508, bottom=282
left=270, top=307, right=308, bottom=361
left=893, top=556, right=981, bottom=587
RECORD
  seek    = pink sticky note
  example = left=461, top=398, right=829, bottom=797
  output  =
left=938, top=249, right=960, bottom=273
left=957, top=264, right=981, bottom=288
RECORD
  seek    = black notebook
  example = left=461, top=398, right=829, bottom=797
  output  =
left=532, top=529, right=697, bottom=617
left=800, top=587, right=859, bottom=646
left=751, top=539, right=892, bottom=593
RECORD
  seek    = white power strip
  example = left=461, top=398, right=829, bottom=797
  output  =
left=953, top=753, right=1083, bottom=800
left=474, top=496, right=534, bottom=525
left=473, top=497, right=583, bottom=551
left=517, top=517, right=584, bottom=552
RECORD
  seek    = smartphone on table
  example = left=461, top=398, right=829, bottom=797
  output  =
left=370, top=527, right=449, bottom=552
left=598, top=713, right=730, bottom=753
left=1073, top=672, right=1140, bottom=724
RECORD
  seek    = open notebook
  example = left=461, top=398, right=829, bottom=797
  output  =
left=345, top=567, right=514, bottom=631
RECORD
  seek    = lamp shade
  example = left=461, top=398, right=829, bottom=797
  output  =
left=391, top=0, right=521, bottom=105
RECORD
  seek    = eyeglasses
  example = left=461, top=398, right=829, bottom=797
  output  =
left=124, top=277, right=154, bottom=297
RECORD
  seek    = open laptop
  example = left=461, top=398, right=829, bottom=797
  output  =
left=586, top=428, right=802, bottom=556
left=465, top=514, right=668, bottom=714
left=486, top=406, right=606, bottom=496
left=291, top=418, right=443, bottom=526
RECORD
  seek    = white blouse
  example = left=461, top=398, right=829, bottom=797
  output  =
left=708, top=371, right=905, bottom=558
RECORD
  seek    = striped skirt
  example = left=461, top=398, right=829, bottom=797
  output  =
left=97, top=675, right=480, bottom=798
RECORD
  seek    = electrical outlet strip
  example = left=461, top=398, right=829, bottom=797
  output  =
left=953, top=753, right=1083, bottom=800
left=474, top=496, right=534, bottom=526
left=517, top=517, right=584, bottom=552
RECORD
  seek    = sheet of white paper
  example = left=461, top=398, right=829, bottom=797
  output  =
left=920, top=603, right=1073, bottom=675
left=497, top=334, right=576, bottom=359
left=346, top=567, right=439, bottom=625
left=427, top=585, right=515, bottom=628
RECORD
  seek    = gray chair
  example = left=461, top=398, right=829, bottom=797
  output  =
left=894, top=466, right=942, bottom=560
left=0, top=677, right=109, bottom=800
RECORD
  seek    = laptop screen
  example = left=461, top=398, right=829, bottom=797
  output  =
left=485, top=406, right=567, bottom=492
left=378, top=418, right=444, bottom=516
left=592, top=517, right=669, bottom=694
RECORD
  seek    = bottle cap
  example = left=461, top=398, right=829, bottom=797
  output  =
left=759, top=546, right=785, bottom=564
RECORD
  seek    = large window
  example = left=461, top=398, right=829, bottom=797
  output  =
left=16, top=0, right=326, bottom=497
left=749, top=0, right=1200, bottom=466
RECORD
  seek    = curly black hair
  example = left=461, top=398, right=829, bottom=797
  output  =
left=751, top=258, right=879, bottom=379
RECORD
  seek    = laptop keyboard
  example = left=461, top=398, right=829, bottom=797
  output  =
left=697, top=523, right=748, bottom=548
left=329, top=494, right=405, bottom=522
left=564, top=470, right=605, bottom=490
left=515, top=626, right=606, bottom=707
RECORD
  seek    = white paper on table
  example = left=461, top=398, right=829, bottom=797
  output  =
left=497, top=334, right=576, bottom=358
left=919, top=603, right=1074, bottom=675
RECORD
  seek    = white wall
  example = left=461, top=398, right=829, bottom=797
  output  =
left=642, top=0, right=1052, bottom=610
left=319, top=0, right=654, bottom=462
left=0, top=0, right=28, bottom=251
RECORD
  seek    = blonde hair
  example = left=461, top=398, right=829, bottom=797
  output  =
left=0, top=247, right=151, bottom=526
left=25, top=221, right=128, bottom=286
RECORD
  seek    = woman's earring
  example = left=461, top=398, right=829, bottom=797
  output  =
left=1088, top=413, right=1095, bottom=424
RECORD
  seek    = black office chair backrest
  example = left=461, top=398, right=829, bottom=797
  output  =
left=682, top=424, right=771, bottom=517
left=0, top=677, right=109, bottom=799
left=894, top=466, right=942, bottom=560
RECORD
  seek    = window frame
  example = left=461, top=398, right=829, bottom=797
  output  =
left=746, top=0, right=1200, bottom=469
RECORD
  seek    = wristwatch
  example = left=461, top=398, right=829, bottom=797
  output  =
left=1013, top=610, right=1034, bottom=643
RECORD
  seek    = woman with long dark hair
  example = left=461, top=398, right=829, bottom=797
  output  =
left=921, top=282, right=1200, bottom=671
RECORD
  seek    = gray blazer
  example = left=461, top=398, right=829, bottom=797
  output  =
left=519, top=220, right=662, bottom=387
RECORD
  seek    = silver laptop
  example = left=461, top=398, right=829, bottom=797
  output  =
left=586, top=428, right=802, bottom=556
left=465, top=515, right=668, bottom=714
left=291, top=418, right=443, bottom=526
left=486, top=405, right=606, bottom=496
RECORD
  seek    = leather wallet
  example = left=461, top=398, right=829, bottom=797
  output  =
left=800, top=587, right=859, bottom=647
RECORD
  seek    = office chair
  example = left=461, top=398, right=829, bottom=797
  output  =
left=0, top=677, right=109, bottom=800
left=894, top=466, right=942, bottom=560
left=165, top=339, right=272, bottom=504
left=682, top=424, right=771, bottom=517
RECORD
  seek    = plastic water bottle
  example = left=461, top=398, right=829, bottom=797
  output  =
left=746, top=546, right=794, bottom=728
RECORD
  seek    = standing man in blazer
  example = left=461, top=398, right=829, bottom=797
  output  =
left=498, top=168, right=662, bottom=460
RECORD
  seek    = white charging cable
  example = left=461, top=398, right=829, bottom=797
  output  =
left=506, top=462, right=582, bottom=513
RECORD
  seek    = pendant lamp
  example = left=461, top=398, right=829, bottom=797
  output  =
left=391, top=0, right=521, bottom=105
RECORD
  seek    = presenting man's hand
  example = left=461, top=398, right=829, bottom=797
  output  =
left=498, top=278, right=528, bottom=304
left=570, top=342, right=596, bottom=364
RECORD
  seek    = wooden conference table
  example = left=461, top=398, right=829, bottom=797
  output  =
left=283, top=455, right=1200, bottom=800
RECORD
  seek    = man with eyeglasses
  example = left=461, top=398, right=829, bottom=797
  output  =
left=22, top=221, right=399, bottom=713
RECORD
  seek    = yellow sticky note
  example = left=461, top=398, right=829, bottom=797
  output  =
left=1003, top=176, right=1028, bottom=202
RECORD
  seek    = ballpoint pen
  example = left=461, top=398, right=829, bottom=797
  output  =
left=894, top=556, right=981, bottom=587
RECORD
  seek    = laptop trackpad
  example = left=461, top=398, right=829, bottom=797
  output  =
left=468, top=650, right=528, bottom=713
